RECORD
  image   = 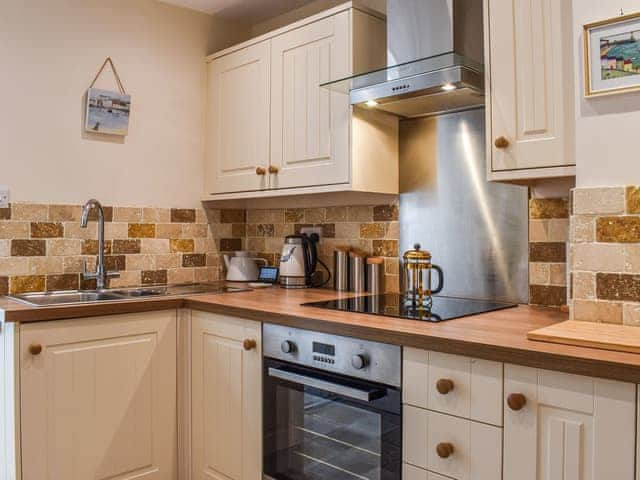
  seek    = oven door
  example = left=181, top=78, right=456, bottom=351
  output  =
left=263, top=358, right=402, bottom=480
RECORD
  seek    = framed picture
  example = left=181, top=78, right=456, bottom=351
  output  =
left=584, top=12, right=640, bottom=97
left=85, top=87, right=131, bottom=136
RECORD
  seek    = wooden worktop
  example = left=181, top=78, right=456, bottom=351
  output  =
left=4, top=288, right=640, bottom=382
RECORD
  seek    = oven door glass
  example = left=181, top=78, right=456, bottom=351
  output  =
left=264, top=359, right=401, bottom=480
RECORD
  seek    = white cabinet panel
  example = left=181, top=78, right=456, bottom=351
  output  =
left=504, top=364, right=636, bottom=480
left=205, top=41, right=271, bottom=194
left=270, top=12, right=350, bottom=189
left=191, top=311, right=261, bottom=480
left=20, top=311, right=177, bottom=480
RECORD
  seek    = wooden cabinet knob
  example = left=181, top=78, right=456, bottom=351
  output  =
left=494, top=136, right=510, bottom=149
left=29, top=343, right=42, bottom=355
left=243, top=339, right=257, bottom=351
left=436, top=442, right=454, bottom=459
left=507, top=393, right=527, bottom=411
left=436, top=378, right=454, bottom=395
left=268, top=165, right=279, bottom=174
left=255, top=166, right=267, bottom=176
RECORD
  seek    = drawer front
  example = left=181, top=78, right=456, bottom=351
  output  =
left=403, top=348, right=503, bottom=425
left=404, top=406, right=502, bottom=480
left=403, top=464, right=450, bottom=480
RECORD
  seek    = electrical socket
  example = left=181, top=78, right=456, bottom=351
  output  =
left=0, top=186, right=8, bottom=208
left=300, top=226, right=322, bottom=241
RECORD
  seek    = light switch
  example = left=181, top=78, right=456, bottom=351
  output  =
left=0, top=187, right=8, bottom=208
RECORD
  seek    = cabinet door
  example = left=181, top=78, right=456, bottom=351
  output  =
left=504, top=364, right=636, bottom=480
left=191, top=311, right=261, bottom=480
left=205, top=42, right=271, bottom=194
left=270, top=11, right=351, bottom=190
left=20, top=310, right=177, bottom=480
left=487, top=0, right=574, bottom=174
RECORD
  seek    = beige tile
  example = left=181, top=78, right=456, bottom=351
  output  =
left=573, top=187, right=625, bottom=215
left=549, top=263, right=567, bottom=286
left=204, top=208, right=222, bottom=224
left=335, top=222, right=360, bottom=239
left=156, top=223, right=183, bottom=239
left=27, top=257, right=64, bottom=275
left=141, top=238, right=170, bottom=254
left=548, top=219, right=569, bottom=242
left=347, top=206, right=373, bottom=222
left=246, top=237, right=265, bottom=252
left=304, top=208, right=325, bottom=224
left=11, top=203, right=48, bottom=221
left=572, top=299, right=622, bottom=324
left=142, top=208, right=171, bottom=223
left=385, top=257, right=399, bottom=275
left=47, top=239, right=81, bottom=256
left=247, top=209, right=284, bottom=224
left=211, top=223, right=232, bottom=238
left=108, top=271, right=140, bottom=288
left=49, top=205, right=81, bottom=222
left=105, top=222, right=129, bottom=239
left=64, top=222, right=97, bottom=239
left=624, top=245, right=640, bottom=273
left=529, top=263, right=550, bottom=284
left=386, top=221, right=399, bottom=240
left=113, top=207, right=143, bottom=222
left=265, top=238, right=284, bottom=253
left=194, top=267, right=216, bottom=283
left=63, top=256, right=95, bottom=274
left=325, top=207, right=347, bottom=222
left=168, top=268, right=194, bottom=284
left=571, top=243, right=624, bottom=272
left=622, top=302, right=640, bottom=326
left=182, top=224, right=208, bottom=239
left=570, top=215, right=596, bottom=243
left=195, top=209, right=207, bottom=224
left=0, top=239, right=10, bottom=256
left=155, top=253, right=181, bottom=269
left=529, top=219, right=550, bottom=242
left=0, top=222, right=29, bottom=239
left=0, top=257, right=30, bottom=275
left=126, top=254, right=155, bottom=271
left=572, top=271, right=596, bottom=300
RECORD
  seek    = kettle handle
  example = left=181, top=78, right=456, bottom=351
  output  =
left=251, top=258, right=268, bottom=266
left=431, top=265, right=444, bottom=294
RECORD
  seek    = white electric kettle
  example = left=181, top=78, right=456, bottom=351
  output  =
left=223, top=251, right=267, bottom=282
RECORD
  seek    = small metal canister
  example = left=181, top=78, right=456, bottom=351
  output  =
left=349, top=251, right=367, bottom=293
left=333, top=247, right=350, bottom=291
left=366, top=257, right=384, bottom=294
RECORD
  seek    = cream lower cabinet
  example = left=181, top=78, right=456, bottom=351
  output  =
left=504, top=364, right=636, bottom=480
left=191, top=311, right=261, bottom=480
left=20, top=310, right=178, bottom=480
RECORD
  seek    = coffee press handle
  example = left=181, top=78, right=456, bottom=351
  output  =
left=431, top=265, right=444, bottom=294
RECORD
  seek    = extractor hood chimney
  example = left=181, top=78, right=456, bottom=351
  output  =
left=322, top=0, right=485, bottom=118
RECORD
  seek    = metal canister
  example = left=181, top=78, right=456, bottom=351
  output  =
left=366, top=257, right=384, bottom=294
left=333, top=247, right=350, bottom=291
left=349, top=251, right=367, bottom=293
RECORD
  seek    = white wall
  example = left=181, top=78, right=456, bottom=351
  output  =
left=0, top=0, right=220, bottom=208
left=574, top=0, right=640, bottom=187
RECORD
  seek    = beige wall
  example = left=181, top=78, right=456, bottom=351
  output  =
left=0, top=0, right=228, bottom=209
left=573, top=0, right=640, bottom=187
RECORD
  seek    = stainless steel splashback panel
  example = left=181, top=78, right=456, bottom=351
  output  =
left=399, top=109, right=529, bottom=303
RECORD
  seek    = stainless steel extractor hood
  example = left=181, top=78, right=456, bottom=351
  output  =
left=322, top=0, right=485, bottom=118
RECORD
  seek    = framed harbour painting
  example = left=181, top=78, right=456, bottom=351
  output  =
left=85, top=87, right=131, bottom=136
left=585, top=12, right=640, bottom=97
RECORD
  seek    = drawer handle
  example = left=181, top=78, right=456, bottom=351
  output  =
left=243, top=339, right=257, bottom=351
left=256, top=166, right=267, bottom=176
left=29, top=343, right=42, bottom=355
left=436, top=378, right=454, bottom=395
left=436, top=442, right=454, bottom=459
left=494, top=136, right=510, bottom=149
left=268, top=165, right=279, bottom=174
left=507, top=393, right=527, bottom=411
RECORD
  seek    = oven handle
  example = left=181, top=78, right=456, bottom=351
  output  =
left=268, top=367, right=384, bottom=402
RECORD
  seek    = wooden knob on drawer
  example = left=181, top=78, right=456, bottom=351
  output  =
left=255, top=166, right=267, bottom=176
left=507, top=393, right=527, bottom=411
left=29, top=343, right=42, bottom=355
left=436, top=442, right=454, bottom=459
left=436, top=378, right=454, bottom=395
left=243, top=339, right=257, bottom=351
left=494, top=136, right=510, bottom=149
left=268, top=165, right=279, bottom=174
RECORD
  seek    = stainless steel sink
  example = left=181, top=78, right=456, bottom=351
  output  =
left=10, top=290, right=125, bottom=306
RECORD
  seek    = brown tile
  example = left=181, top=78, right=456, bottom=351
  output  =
left=529, top=198, right=569, bottom=219
left=128, top=223, right=156, bottom=238
left=529, top=285, right=567, bottom=307
left=0, top=276, right=8, bottom=295
left=81, top=239, right=112, bottom=255
left=597, top=273, right=640, bottom=302
left=0, top=206, right=10, bottom=220
left=30, top=222, right=63, bottom=238
left=626, top=186, right=640, bottom=214
left=373, top=240, right=398, bottom=257
left=232, top=223, right=246, bottom=237
left=360, top=223, right=387, bottom=239
left=596, top=216, right=640, bottom=243
left=246, top=224, right=257, bottom=237
left=319, top=223, right=335, bottom=238
left=220, top=238, right=242, bottom=252
left=183, top=253, right=206, bottom=268
left=86, top=206, right=113, bottom=222
left=46, top=274, right=79, bottom=291
left=11, top=239, right=45, bottom=257
left=80, top=277, right=97, bottom=290
left=529, top=242, right=566, bottom=263
left=373, top=204, right=399, bottom=221
left=285, top=209, right=304, bottom=223
left=170, top=239, right=194, bottom=253
left=49, top=205, right=81, bottom=222
left=171, top=208, right=196, bottom=223
left=105, top=255, right=126, bottom=271
left=221, top=209, right=245, bottom=223
left=10, top=275, right=45, bottom=294
left=305, top=208, right=325, bottom=224
left=141, top=270, right=168, bottom=285
left=112, top=239, right=141, bottom=254
left=256, top=224, right=275, bottom=237
left=294, top=224, right=313, bottom=234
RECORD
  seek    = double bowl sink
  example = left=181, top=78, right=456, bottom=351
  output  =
left=10, top=283, right=251, bottom=307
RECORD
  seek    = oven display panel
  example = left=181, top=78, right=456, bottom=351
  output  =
left=313, top=342, right=335, bottom=356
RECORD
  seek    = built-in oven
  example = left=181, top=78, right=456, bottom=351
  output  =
left=263, top=324, right=402, bottom=480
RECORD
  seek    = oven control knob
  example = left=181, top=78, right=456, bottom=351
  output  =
left=351, top=354, right=368, bottom=370
left=281, top=340, right=296, bottom=354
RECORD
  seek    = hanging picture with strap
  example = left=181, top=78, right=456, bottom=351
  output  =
left=84, top=57, right=131, bottom=136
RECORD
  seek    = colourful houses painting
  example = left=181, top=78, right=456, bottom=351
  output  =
left=600, top=30, right=640, bottom=79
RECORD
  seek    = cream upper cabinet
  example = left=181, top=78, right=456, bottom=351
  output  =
left=504, top=364, right=636, bottom=480
left=205, top=41, right=271, bottom=194
left=269, top=12, right=350, bottom=190
left=191, top=311, right=262, bottom=480
left=485, top=0, right=575, bottom=181
left=20, top=310, right=178, bottom=480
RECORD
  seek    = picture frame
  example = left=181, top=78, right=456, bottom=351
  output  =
left=584, top=12, right=640, bottom=97
left=85, top=87, right=131, bottom=136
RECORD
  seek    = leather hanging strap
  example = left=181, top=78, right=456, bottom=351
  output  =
left=89, top=57, right=126, bottom=94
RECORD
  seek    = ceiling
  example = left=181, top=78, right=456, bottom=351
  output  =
left=159, top=0, right=318, bottom=23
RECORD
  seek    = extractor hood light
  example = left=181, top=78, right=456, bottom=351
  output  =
left=442, top=83, right=456, bottom=92
left=365, top=100, right=379, bottom=107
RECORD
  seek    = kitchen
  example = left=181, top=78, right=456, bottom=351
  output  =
left=1, top=0, right=640, bottom=479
